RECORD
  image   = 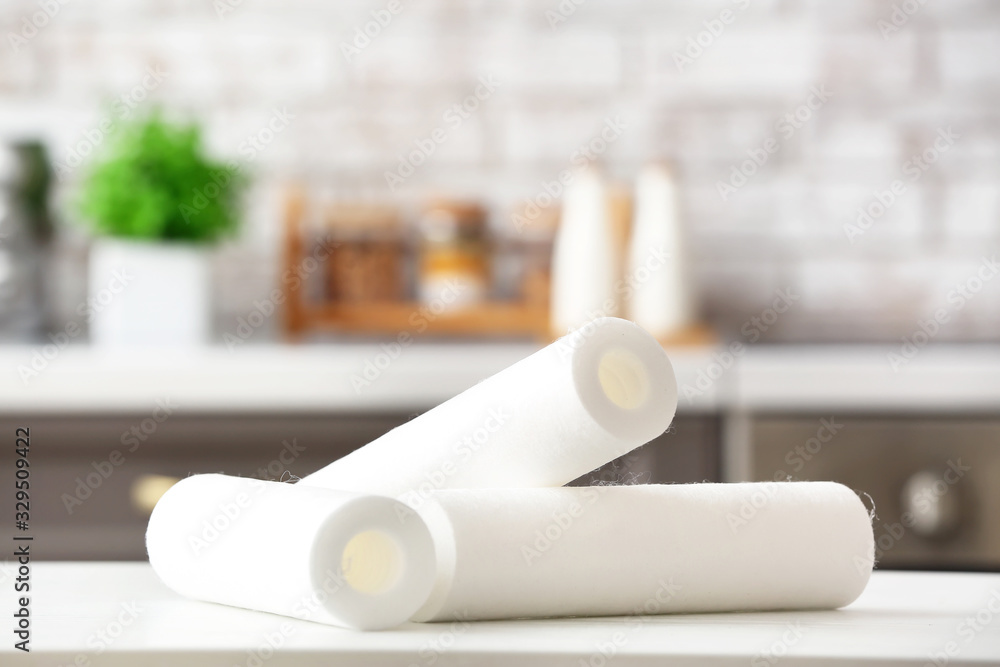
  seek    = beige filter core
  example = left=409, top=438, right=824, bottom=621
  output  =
left=341, top=530, right=405, bottom=595
left=598, top=347, right=651, bottom=410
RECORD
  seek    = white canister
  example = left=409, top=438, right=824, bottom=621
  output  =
left=626, top=163, right=694, bottom=338
left=88, top=238, right=211, bottom=347
left=550, top=168, right=619, bottom=334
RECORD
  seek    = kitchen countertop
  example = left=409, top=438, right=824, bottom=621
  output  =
left=733, top=344, right=1000, bottom=414
left=0, top=342, right=721, bottom=414
left=1, top=343, right=1000, bottom=415
left=2, top=563, right=999, bottom=666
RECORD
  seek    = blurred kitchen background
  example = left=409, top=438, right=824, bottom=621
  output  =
left=0, top=1, right=998, bottom=569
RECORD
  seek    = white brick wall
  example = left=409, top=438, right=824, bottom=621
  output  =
left=1, top=0, right=998, bottom=341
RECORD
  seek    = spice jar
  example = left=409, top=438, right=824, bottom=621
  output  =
left=324, top=203, right=405, bottom=303
left=417, top=200, right=489, bottom=309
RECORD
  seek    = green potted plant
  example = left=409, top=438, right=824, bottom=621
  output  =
left=79, top=110, right=245, bottom=346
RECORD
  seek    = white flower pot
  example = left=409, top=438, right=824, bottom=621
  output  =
left=88, top=238, right=211, bottom=347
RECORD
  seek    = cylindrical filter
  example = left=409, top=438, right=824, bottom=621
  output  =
left=146, top=474, right=436, bottom=630
left=412, top=482, right=874, bottom=622
left=301, top=317, right=677, bottom=506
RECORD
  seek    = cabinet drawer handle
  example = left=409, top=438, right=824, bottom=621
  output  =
left=131, top=474, right=180, bottom=515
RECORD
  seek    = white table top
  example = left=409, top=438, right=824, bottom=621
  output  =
left=3, top=342, right=1000, bottom=415
left=3, top=563, right=999, bottom=666
left=0, top=343, right=722, bottom=414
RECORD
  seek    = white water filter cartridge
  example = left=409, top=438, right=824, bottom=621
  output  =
left=412, top=482, right=875, bottom=622
left=301, top=317, right=678, bottom=506
left=146, top=474, right=437, bottom=630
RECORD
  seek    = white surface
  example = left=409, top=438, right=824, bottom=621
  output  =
left=414, top=483, right=873, bottom=622
left=3, top=563, right=999, bottom=665
left=2, top=342, right=1000, bottom=414
left=300, top=318, right=677, bottom=498
left=145, top=475, right=436, bottom=630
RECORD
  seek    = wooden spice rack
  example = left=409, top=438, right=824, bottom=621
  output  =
left=281, top=189, right=551, bottom=341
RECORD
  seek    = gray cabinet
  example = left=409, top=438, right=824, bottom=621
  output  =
left=749, top=416, right=1000, bottom=570
left=1, top=414, right=720, bottom=560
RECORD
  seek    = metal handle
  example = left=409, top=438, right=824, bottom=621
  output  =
left=900, top=470, right=963, bottom=540
left=130, top=474, right=180, bottom=515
